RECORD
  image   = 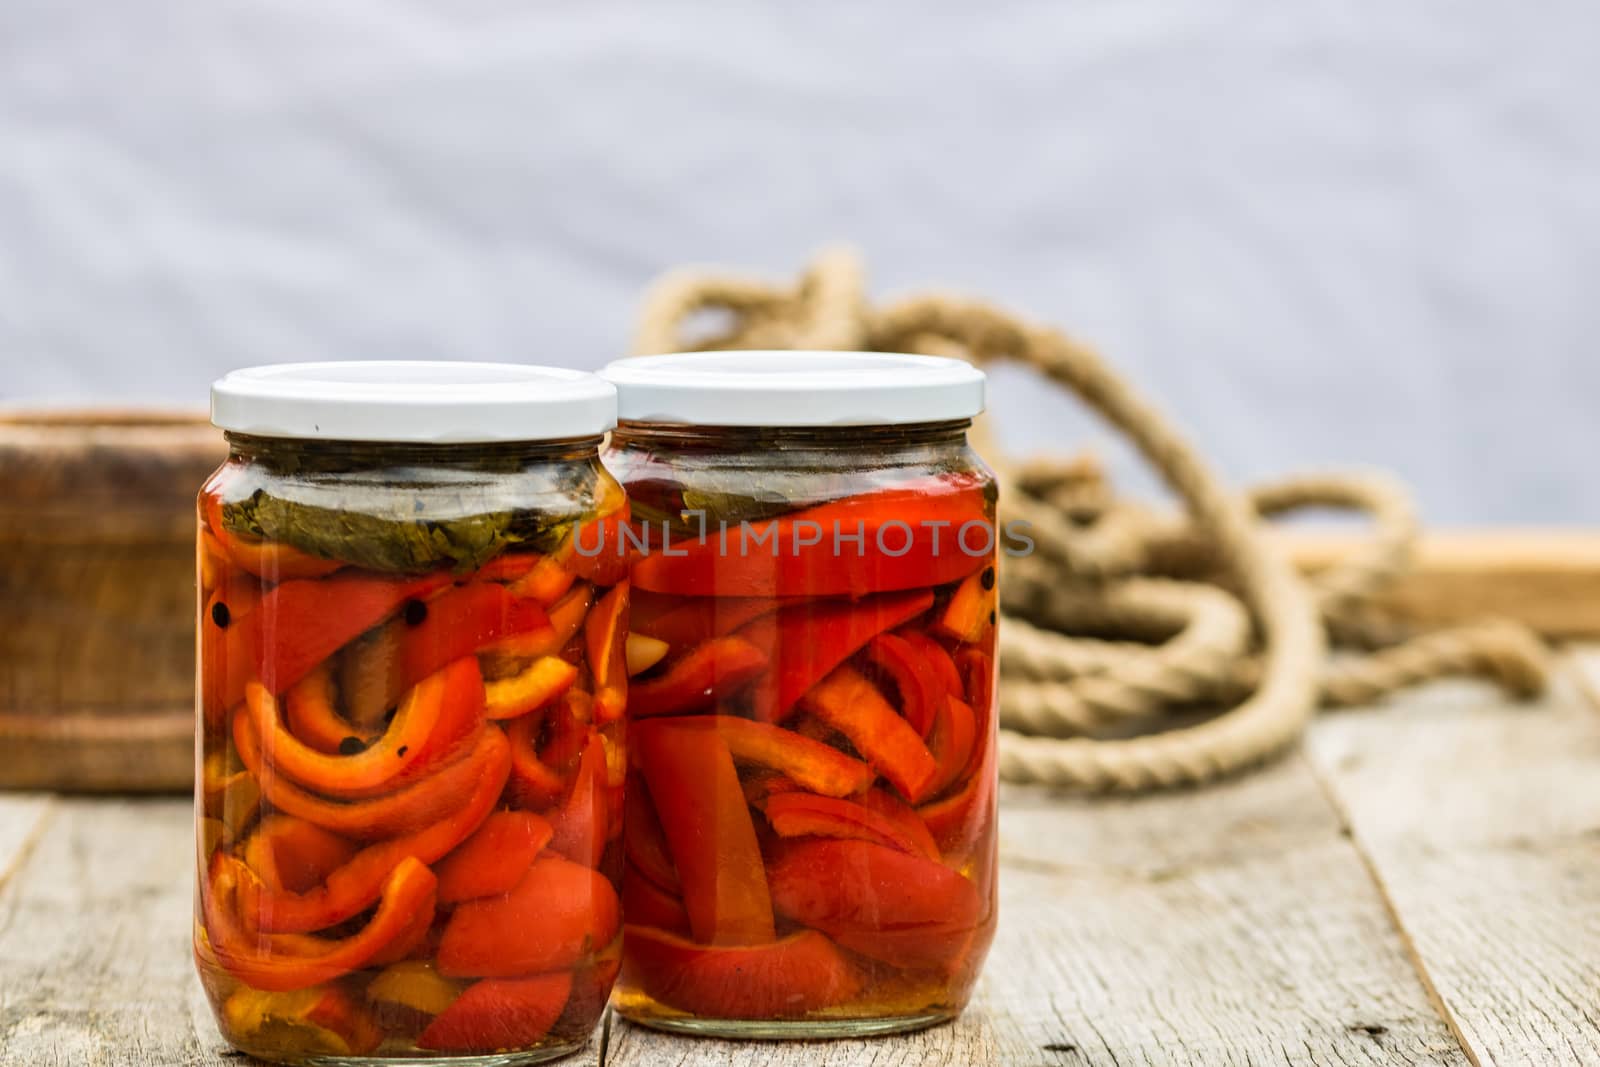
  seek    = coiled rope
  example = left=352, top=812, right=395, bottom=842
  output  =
left=632, top=247, right=1550, bottom=792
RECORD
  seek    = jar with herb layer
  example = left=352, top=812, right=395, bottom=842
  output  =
left=599, top=352, right=1000, bottom=1038
left=195, top=363, right=630, bottom=1065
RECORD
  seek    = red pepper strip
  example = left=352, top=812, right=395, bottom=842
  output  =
left=925, top=694, right=977, bottom=799
left=759, top=792, right=933, bottom=858
left=221, top=571, right=453, bottom=708
left=201, top=852, right=437, bottom=992
left=623, top=775, right=680, bottom=894
left=238, top=729, right=510, bottom=933
left=635, top=720, right=776, bottom=945
left=283, top=663, right=377, bottom=754
left=956, top=647, right=995, bottom=781
left=435, top=811, right=553, bottom=904
left=585, top=580, right=630, bottom=723
left=621, top=925, right=860, bottom=1020
left=205, top=495, right=344, bottom=582
left=629, top=592, right=777, bottom=652
left=863, top=632, right=941, bottom=737
left=417, top=972, right=572, bottom=1053
left=480, top=583, right=592, bottom=662
left=628, top=637, right=769, bottom=718
left=933, top=565, right=997, bottom=643
left=548, top=735, right=608, bottom=868
left=344, top=584, right=555, bottom=724
left=901, top=631, right=963, bottom=700
left=241, top=816, right=357, bottom=895
left=743, top=588, right=935, bottom=723
left=245, top=656, right=485, bottom=800
left=505, top=690, right=592, bottom=809
left=623, top=865, right=691, bottom=935
left=630, top=477, right=991, bottom=598
left=472, top=551, right=541, bottom=583
left=800, top=665, right=940, bottom=803
left=234, top=714, right=506, bottom=840
left=917, top=755, right=996, bottom=862
left=437, top=855, right=621, bottom=978
left=665, top=716, right=873, bottom=798
left=566, top=501, right=636, bottom=587
left=563, top=944, right=622, bottom=1032
left=767, top=838, right=984, bottom=971
left=740, top=770, right=804, bottom=808
left=484, top=655, right=578, bottom=720
left=859, top=786, right=941, bottom=862
left=508, top=551, right=578, bottom=604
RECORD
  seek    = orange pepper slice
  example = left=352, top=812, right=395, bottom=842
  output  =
left=800, top=665, right=939, bottom=804
left=585, top=580, right=630, bottom=723
left=628, top=636, right=768, bottom=718
left=661, top=716, right=873, bottom=798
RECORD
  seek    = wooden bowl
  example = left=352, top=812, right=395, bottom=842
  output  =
left=0, top=410, right=225, bottom=791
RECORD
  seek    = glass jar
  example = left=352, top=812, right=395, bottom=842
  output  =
left=599, top=352, right=999, bottom=1038
left=194, top=362, right=629, bottom=1065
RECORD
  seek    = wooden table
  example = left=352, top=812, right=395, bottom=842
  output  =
left=4, top=651, right=1598, bottom=1066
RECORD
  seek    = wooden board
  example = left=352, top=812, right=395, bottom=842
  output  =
left=1284, top=529, right=1600, bottom=640
left=6, top=658, right=1600, bottom=1064
left=1304, top=659, right=1600, bottom=1067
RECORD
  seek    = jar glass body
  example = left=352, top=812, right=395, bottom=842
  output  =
left=194, top=433, right=630, bottom=1065
left=604, top=420, right=999, bottom=1037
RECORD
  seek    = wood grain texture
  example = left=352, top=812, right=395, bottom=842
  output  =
left=0, top=411, right=223, bottom=793
left=607, top=760, right=1467, bottom=1067
left=1306, top=664, right=1600, bottom=1067
left=1284, top=529, right=1600, bottom=640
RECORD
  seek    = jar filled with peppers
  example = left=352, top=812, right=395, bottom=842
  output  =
left=195, top=363, right=632, bottom=1064
left=599, top=352, right=1000, bottom=1037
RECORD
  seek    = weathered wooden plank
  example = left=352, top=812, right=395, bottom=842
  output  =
left=0, top=793, right=53, bottom=892
left=1305, top=661, right=1600, bottom=1067
left=606, top=758, right=1466, bottom=1067
left=1284, top=529, right=1600, bottom=639
left=0, top=796, right=607, bottom=1066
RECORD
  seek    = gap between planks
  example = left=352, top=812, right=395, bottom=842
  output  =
left=1302, top=654, right=1600, bottom=1067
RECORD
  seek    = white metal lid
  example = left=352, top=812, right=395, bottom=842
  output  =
left=210, top=361, right=617, bottom=443
left=601, top=351, right=987, bottom=427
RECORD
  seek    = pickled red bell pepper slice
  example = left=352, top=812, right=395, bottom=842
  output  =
left=901, top=631, right=963, bottom=700
left=918, top=756, right=996, bottom=860
left=629, top=592, right=777, bottom=652
left=505, top=691, right=589, bottom=809
left=621, top=925, right=860, bottom=1020
left=623, top=777, right=680, bottom=894
left=859, top=787, right=941, bottom=862
left=622, top=866, right=691, bottom=935
left=417, top=972, right=572, bottom=1053
left=629, top=477, right=990, bottom=598
left=628, top=637, right=769, bottom=718
left=635, top=721, right=775, bottom=945
left=548, top=735, right=608, bottom=868
left=241, top=816, right=357, bottom=895
left=202, top=852, right=437, bottom=992
left=759, top=792, right=935, bottom=858
left=434, top=811, right=553, bottom=904
left=484, top=656, right=579, bottom=720
left=437, top=855, right=621, bottom=978
left=284, top=664, right=377, bottom=754
left=234, top=715, right=506, bottom=840
left=219, top=571, right=453, bottom=708
left=508, top=551, right=579, bottom=604
left=924, top=694, right=977, bottom=799
left=863, top=632, right=941, bottom=738
left=243, top=656, right=485, bottom=800
left=933, top=565, right=997, bottom=643
left=480, top=583, right=593, bottom=664
left=471, top=551, right=542, bottom=584
left=743, top=588, right=935, bottom=723
left=663, top=716, right=873, bottom=798
left=766, top=838, right=984, bottom=971
left=800, top=665, right=939, bottom=803
left=585, top=580, right=630, bottom=723
left=565, top=502, right=636, bottom=587
left=222, top=985, right=381, bottom=1058
left=339, top=583, right=554, bottom=726
left=238, top=728, right=510, bottom=933
left=205, top=496, right=345, bottom=582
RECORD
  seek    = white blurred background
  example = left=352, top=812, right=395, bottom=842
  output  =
left=1, top=2, right=1595, bottom=521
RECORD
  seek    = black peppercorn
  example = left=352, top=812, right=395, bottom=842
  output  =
left=338, top=736, right=365, bottom=755
left=403, top=599, right=428, bottom=626
left=980, top=567, right=995, bottom=591
left=210, top=602, right=231, bottom=628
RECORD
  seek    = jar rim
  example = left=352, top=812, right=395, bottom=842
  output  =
left=211, top=361, right=616, bottom=443
left=602, top=351, right=986, bottom=427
